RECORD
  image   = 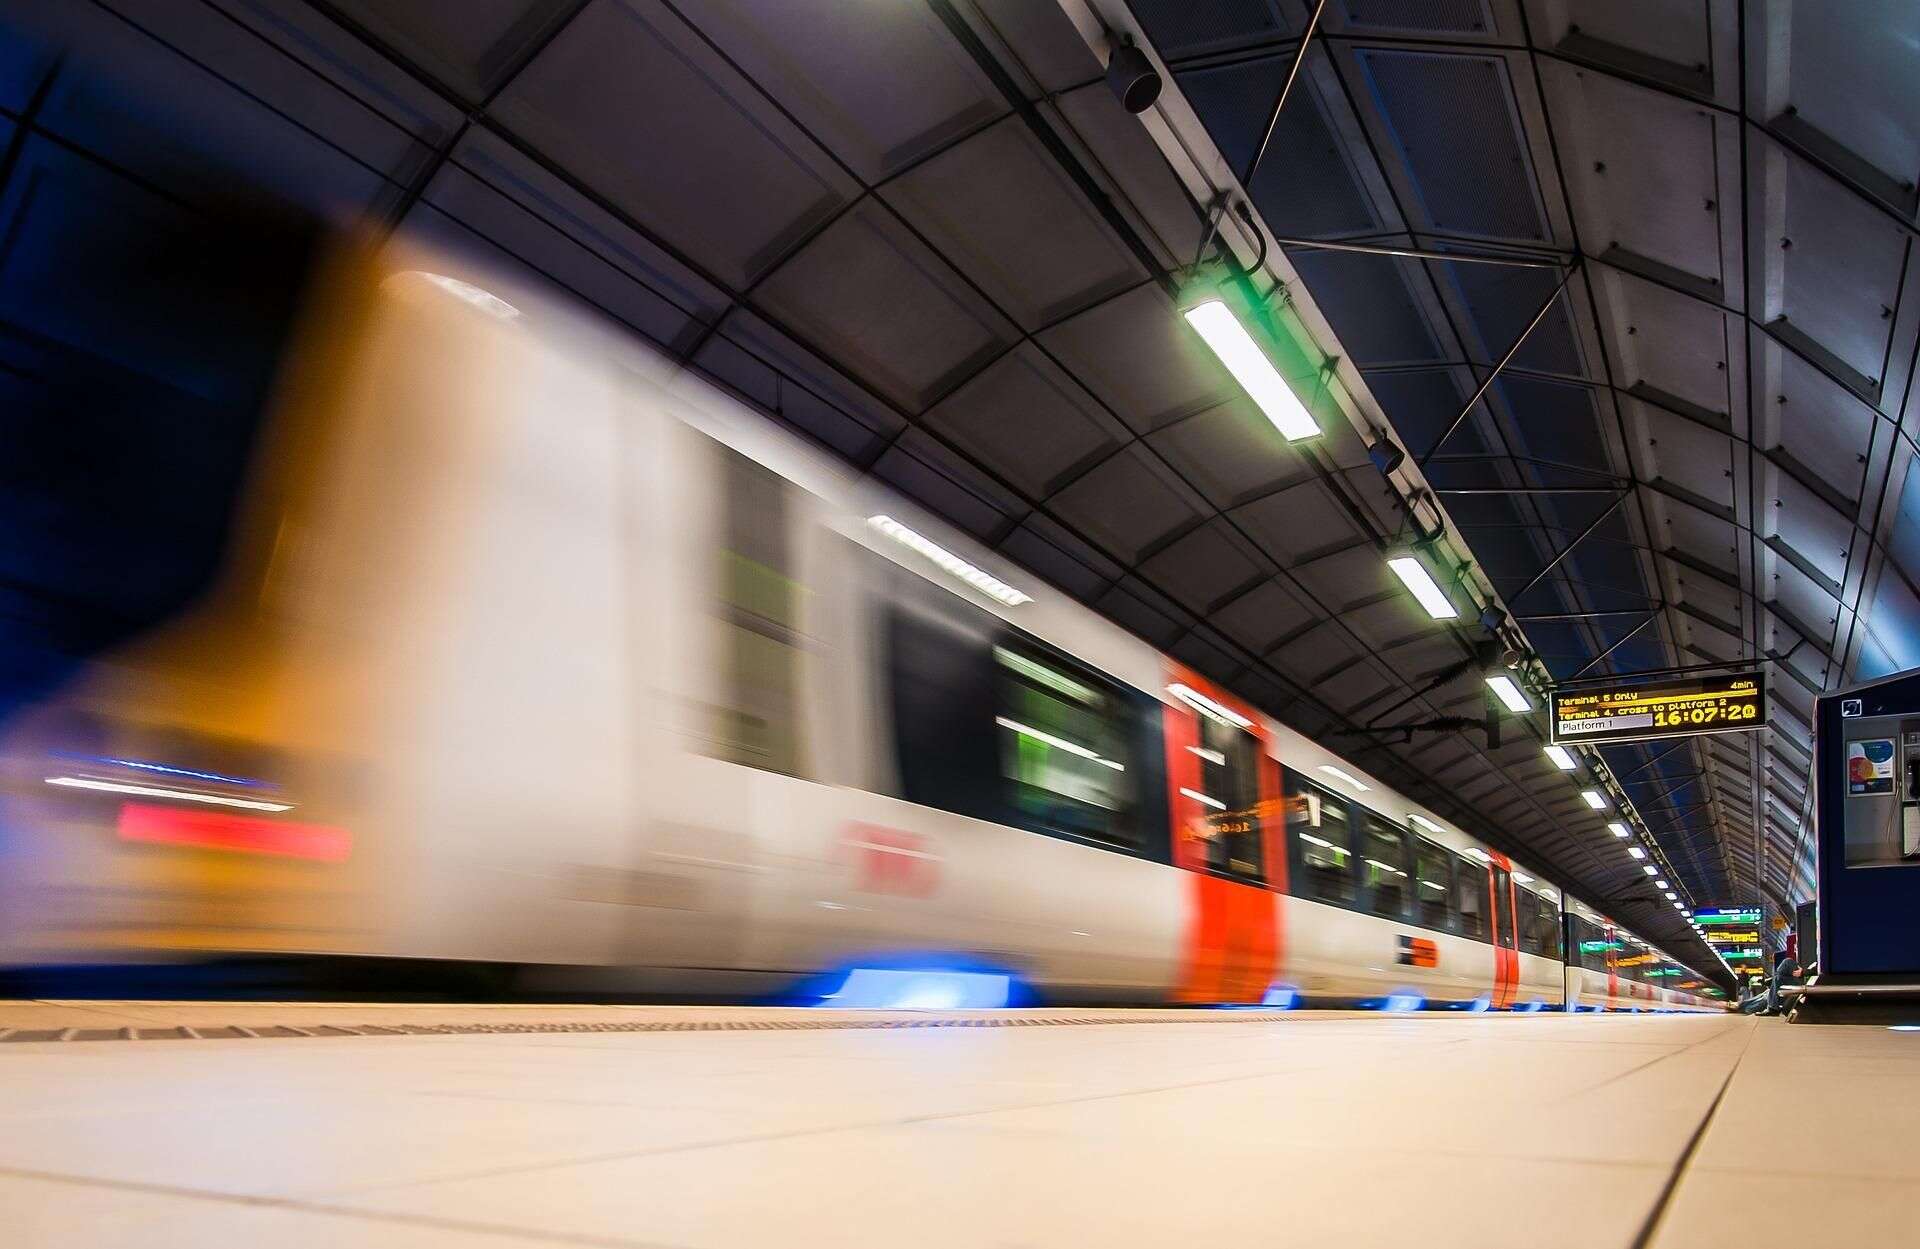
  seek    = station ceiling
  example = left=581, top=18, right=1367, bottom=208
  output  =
left=7, top=1, right=1911, bottom=966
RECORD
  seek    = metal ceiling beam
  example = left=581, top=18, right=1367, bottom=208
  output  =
left=1502, top=489, right=1632, bottom=605
left=1416, top=264, right=1577, bottom=468
left=1242, top=0, right=1325, bottom=188
left=1518, top=608, right=1662, bottom=621
left=1438, top=485, right=1622, bottom=495
left=1273, top=236, right=1560, bottom=268
left=1562, top=610, right=1658, bottom=680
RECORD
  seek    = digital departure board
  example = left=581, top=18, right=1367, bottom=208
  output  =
left=1549, top=671, right=1768, bottom=746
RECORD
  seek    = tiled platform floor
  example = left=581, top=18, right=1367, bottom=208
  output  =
left=0, top=1003, right=1907, bottom=1247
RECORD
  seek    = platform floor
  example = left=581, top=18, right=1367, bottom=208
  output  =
left=0, top=1002, right=1909, bottom=1248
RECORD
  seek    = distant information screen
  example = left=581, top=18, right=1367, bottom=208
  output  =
left=1695, top=908, right=1766, bottom=960
left=1550, top=671, right=1768, bottom=746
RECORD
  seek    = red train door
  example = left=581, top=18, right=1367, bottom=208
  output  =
left=1488, top=854, right=1520, bottom=1008
left=1161, top=666, right=1284, bottom=1004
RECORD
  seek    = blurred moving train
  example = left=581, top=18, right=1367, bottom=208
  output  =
left=0, top=242, right=1722, bottom=1012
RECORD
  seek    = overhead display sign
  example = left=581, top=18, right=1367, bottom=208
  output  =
left=1695, top=908, right=1762, bottom=926
left=1550, top=671, right=1768, bottom=746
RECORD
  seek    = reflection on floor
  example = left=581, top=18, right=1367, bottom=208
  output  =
left=0, top=1003, right=1908, bottom=1248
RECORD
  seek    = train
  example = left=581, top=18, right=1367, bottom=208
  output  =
left=0, top=240, right=1722, bottom=1013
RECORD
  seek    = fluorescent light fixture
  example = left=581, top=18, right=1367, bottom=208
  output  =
left=1385, top=553, right=1459, bottom=620
left=1664, top=891, right=1677, bottom=900
left=1318, top=764, right=1370, bottom=791
left=1513, top=871, right=1534, bottom=884
left=1484, top=674, right=1531, bottom=713
left=1364, top=858, right=1406, bottom=876
left=1544, top=744, right=1577, bottom=770
left=868, top=516, right=1031, bottom=606
left=994, top=717, right=1123, bottom=770
left=1421, top=880, right=1445, bottom=891
left=1581, top=789, right=1607, bottom=810
left=44, top=776, right=292, bottom=813
left=1628, top=846, right=1646, bottom=859
left=1181, top=300, right=1319, bottom=440
left=1180, top=786, right=1226, bottom=811
left=1167, top=683, right=1253, bottom=730
left=1681, top=910, right=1692, bottom=917
left=1643, top=865, right=1658, bottom=876
left=1607, top=821, right=1631, bottom=838
left=1187, top=746, right=1226, bottom=765
left=1407, top=813, right=1444, bottom=834
left=1655, top=879, right=1669, bottom=890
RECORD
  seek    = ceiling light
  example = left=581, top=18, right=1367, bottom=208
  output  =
left=1608, top=821, right=1631, bottom=838
left=868, top=516, right=1030, bottom=606
left=1580, top=789, right=1606, bottom=810
left=1664, top=891, right=1677, bottom=900
left=1182, top=300, right=1319, bottom=440
left=1673, top=901, right=1685, bottom=910
left=1513, top=871, right=1534, bottom=884
left=1462, top=847, right=1491, bottom=861
left=1385, top=552, right=1459, bottom=620
left=1318, top=764, right=1370, bottom=791
left=1408, top=813, right=1444, bottom=834
left=1544, top=744, right=1577, bottom=770
left=1628, top=847, right=1646, bottom=859
left=1167, top=683, right=1253, bottom=729
left=1643, top=865, right=1658, bottom=876
left=44, top=776, right=293, bottom=812
left=1485, top=674, right=1531, bottom=713
left=1655, top=879, right=1669, bottom=890
left=1680, top=910, right=1692, bottom=917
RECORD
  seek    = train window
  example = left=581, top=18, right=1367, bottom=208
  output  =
left=1493, top=868, right=1513, bottom=944
left=1286, top=780, right=1355, bottom=907
left=1187, top=715, right=1265, bottom=884
left=1455, top=854, right=1488, bottom=940
left=1413, top=838, right=1454, bottom=931
left=1572, top=916, right=1614, bottom=972
left=994, top=643, right=1138, bottom=849
left=1517, top=890, right=1548, bottom=956
left=710, top=445, right=805, bottom=776
left=1360, top=817, right=1411, bottom=920
left=1536, top=895, right=1563, bottom=961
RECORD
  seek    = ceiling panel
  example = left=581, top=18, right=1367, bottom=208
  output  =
left=490, top=0, right=858, bottom=287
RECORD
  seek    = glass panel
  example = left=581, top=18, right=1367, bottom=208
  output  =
left=710, top=445, right=804, bottom=775
left=995, top=644, right=1137, bottom=848
left=1188, top=716, right=1264, bottom=883
left=1494, top=868, right=1514, bottom=945
left=1413, top=838, right=1454, bottom=931
left=1361, top=817, right=1410, bottom=919
left=1517, top=890, right=1547, bottom=956
left=1537, top=895, right=1562, bottom=961
left=1287, top=781, right=1354, bottom=906
left=1455, top=855, right=1488, bottom=939
left=1573, top=917, right=1617, bottom=971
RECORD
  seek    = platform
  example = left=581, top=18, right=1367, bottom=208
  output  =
left=1, top=1003, right=1908, bottom=1247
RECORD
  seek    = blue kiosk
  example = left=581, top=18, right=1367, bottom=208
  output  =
left=1799, top=667, right=1920, bottom=1023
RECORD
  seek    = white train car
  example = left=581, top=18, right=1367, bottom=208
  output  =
left=0, top=244, right=1722, bottom=1012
